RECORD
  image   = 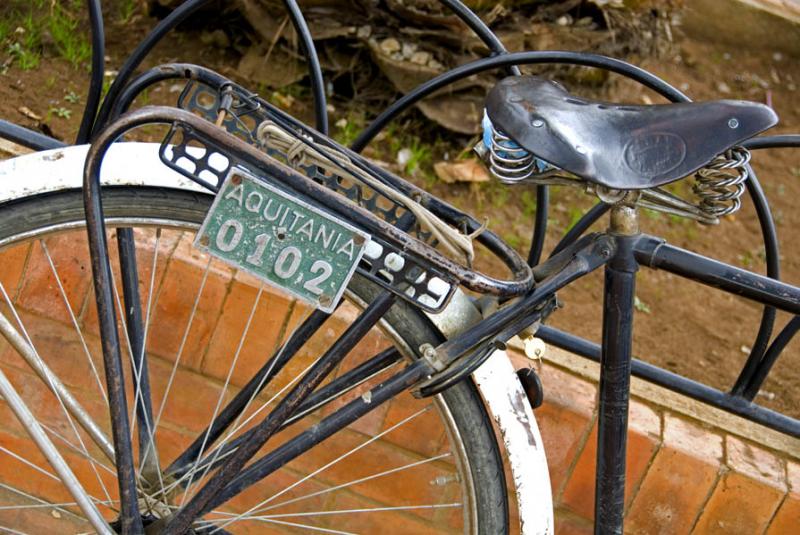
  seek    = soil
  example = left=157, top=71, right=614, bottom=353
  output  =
left=1, top=3, right=799, bottom=418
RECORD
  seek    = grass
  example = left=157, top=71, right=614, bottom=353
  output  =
left=1, top=2, right=90, bottom=71
left=48, top=3, right=91, bottom=68
left=118, top=0, right=138, bottom=23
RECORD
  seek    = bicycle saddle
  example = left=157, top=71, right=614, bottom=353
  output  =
left=485, top=76, right=778, bottom=189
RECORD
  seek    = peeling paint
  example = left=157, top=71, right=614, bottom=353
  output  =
left=0, top=143, right=209, bottom=204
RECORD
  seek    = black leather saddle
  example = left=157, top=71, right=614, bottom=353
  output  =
left=485, top=76, right=778, bottom=189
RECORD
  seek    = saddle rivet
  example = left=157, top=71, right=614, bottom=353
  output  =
left=531, top=119, right=545, bottom=128
left=728, top=118, right=739, bottom=129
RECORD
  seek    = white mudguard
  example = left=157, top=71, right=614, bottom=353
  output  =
left=0, top=143, right=554, bottom=534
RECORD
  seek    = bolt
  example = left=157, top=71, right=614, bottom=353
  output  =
left=531, top=119, right=545, bottom=128
left=728, top=118, right=739, bottom=129
left=199, top=235, right=210, bottom=246
left=354, top=234, right=366, bottom=246
left=231, top=174, right=242, bottom=185
left=600, top=247, right=612, bottom=258
left=319, top=294, right=333, bottom=307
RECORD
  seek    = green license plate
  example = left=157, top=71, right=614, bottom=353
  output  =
left=195, top=168, right=370, bottom=313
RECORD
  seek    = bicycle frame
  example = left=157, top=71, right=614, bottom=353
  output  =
left=2, top=0, right=800, bottom=533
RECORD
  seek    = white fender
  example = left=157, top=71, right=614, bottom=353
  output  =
left=426, top=291, right=554, bottom=535
left=0, top=142, right=554, bottom=534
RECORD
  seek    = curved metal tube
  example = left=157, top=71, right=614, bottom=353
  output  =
left=437, top=0, right=520, bottom=76
left=76, top=0, right=104, bottom=144
left=91, top=0, right=214, bottom=135
left=92, top=0, right=329, bottom=135
left=350, top=51, right=689, bottom=152
left=743, top=134, right=800, bottom=150
left=283, top=0, right=328, bottom=133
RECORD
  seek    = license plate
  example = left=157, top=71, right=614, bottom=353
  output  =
left=195, top=168, right=370, bottom=313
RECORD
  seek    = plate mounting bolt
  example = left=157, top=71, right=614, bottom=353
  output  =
left=231, top=174, right=242, bottom=185
left=199, top=235, right=210, bottom=246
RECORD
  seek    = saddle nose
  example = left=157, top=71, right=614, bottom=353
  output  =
left=485, top=76, right=778, bottom=190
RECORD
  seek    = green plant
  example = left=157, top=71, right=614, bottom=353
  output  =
left=49, top=106, right=72, bottom=120
left=7, top=42, right=40, bottom=70
left=64, top=90, right=80, bottom=104
left=634, top=296, right=651, bottom=314
left=48, top=3, right=91, bottom=67
left=118, top=0, right=138, bottom=23
left=402, top=136, right=432, bottom=176
left=333, top=116, right=362, bottom=147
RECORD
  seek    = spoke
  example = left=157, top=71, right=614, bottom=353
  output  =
left=0, top=482, right=88, bottom=522
left=285, top=347, right=402, bottom=426
left=0, top=284, right=115, bottom=506
left=0, top=445, right=60, bottom=482
left=199, top=515, right=356, bottom=535
left=158, top=343, right=324, bottom=498
left=0, top=525, right=28, bottom=535
left=179, top=286, right=264, bottom=507
left=0, top=283, right=114, bottom=462
left=259, top=452, right=450, bottom=514
left=243, top=503, right=462, bottom=519
left=165, top=305, right=322, bottom=478
left=40, top=422, right=116, bottom=476
left=214, top=404, right=432, bottom=530
left=165, top=293, right=398, bottom=533
left=40, top=240, right=107, bottom=404
left=153, top=257, right=212, bottom=435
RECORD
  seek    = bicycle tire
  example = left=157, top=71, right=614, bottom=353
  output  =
left=0, top=185, right=509, bottom=534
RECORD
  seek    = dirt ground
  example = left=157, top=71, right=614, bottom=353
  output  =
left=1, top=2, right=799, bottom=418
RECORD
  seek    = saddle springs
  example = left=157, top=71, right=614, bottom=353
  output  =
left=478, top=113, right=752, bottom=225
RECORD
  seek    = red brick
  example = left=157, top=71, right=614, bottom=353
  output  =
left=533, top=365, right=596, bottom=494
left=202, top=275, right=295, bottom=386
left=693, top=436, right=786, bottom=534
left=554, top=509, right=593, bottom=535
left=322, top=489, right=452, bottom=534
left=145, top=255, right=230, bottom=371
left=0, top=243, right=30, bottom=301
left=0, top=309, right=105, bottom=397
left=283, top=427, right=459, bottom=521
left=17, top=235, right=92, bottom=326
left=376, top=393, right=444, bottom=458
left=80, top=227, right=182, bottom=336
left=146, top=355, right=234, bottom=434
left=626, top=415, right=722, bottom=535
left=767, top=461, right=800, bottom=534
left=559, top=399, right=661, bottom=518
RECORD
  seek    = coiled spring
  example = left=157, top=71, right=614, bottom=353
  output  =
left=692, top=146, right=751, bottom=218
left=488, top=127, right=536, bottom=183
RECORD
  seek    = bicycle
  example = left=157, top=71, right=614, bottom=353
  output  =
left=0, top=1, right=798, bottom=534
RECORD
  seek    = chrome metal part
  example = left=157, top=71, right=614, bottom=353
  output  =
left=692, top=146, right=751, bottom=218
left=488, top=127, right=536, bottom=183
left=0, top=367, right=113, bottom=534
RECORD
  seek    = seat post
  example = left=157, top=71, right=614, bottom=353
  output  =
left=594, top=203, right=639, bottom=534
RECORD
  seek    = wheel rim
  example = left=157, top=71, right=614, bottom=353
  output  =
left=0, top=209, right=483, bottom=533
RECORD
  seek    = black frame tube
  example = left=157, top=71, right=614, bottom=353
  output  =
left=595, top=234, right=638, bottom=534
left=116, top=229, right=156, bottom=465
left=206, top=360, right=431, bottom=511
left=634, top=236, right=800, bottom=315
left=0, top=120, right=65, bottom=151
left=76, top=0, right=105, bottom=144
left=163, top=292, right=397, bottom=533
left=537, top=325, right=800, bottom=437
left=82, top=121, right=144, bottom=535
left=744, top=316, right=800, bottom=399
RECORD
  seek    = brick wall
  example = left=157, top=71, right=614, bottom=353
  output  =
left=508, top=346, right=800, bottom=534
left=0, top=227, right=797, bottom=533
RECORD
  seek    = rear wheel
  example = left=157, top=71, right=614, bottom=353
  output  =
left=0, top=187, right=509, bottom=533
